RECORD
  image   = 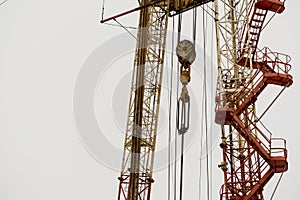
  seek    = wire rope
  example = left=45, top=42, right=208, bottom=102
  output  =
left=177, top=12, right=184, bottom=200
left=255, top=86, right=287, bottom=122
left=208, top=4, right=215, bottom=198
left=113, top=19, right=137, bottom=40
left=102, top=22, right=137, bottom=29
left=168, top=16, right=176, bottom=200
left=173, top=13, right=182, bottom=200
left=192, top=7, right=197, bottom=46
left=269, top=166, right=286, bottom=200
left=262, top=6, right=283, bottom=31
left=198, top=78, right=205, bottom=200
left=202, top=5, right=211, bottom=200
left=101, top=0, right=105, bottom=20
left=0, top=0, right=9, bottom=7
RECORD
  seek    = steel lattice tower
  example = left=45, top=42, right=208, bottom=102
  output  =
left=101, top=0, right=293, bottom=199
left=114, top=0, right=212, bottom=199
left=214, top=0, right=292, bottom=199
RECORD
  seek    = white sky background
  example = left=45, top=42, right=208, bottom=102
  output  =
left=0, top=0, right=299, bottom=199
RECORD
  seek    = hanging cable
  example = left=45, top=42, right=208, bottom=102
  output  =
left=270, top=165, right=287, bottom=200
left=173, top=14, right=182, bottom=200
left=0, top=0, right=9, bottom=7
left=202, top=5, right=211, bottom=200
left=198, top=6, right=206, bottom=199
left=168, top=16, right=176, bottom=200
left=262, top=6, right=283, bottom=31
left=255, top=85, right=287, bottom=122
left=209, top=4, right=215, bottom=198
left=200, top=4, right=216, bottom=21
left=177, top=14, right=183, bottom=200
left=101, top=0, right=105, bottom=20
left=198, top=82, right=205, bottom=200
left=102, top=22, right=137, bottom=29
left=192, top=7, right=197, bottom=46
left=177, top=16, right=182, bottom=42
left=198, top=80, right=205, bottom=200
left=113, top=19, right=137, bottom=40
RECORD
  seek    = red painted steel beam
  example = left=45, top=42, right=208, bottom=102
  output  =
left=100, top=0, right=164, bottom=23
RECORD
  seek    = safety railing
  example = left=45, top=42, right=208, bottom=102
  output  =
left=270, top=138, right=287, bottom=158
left=254, top=47, right=291, bottom=74
left=217, top=46, right=292, bottom=112
left=233, top=69, right=264, bottom=110
left=215, top=68, right=264, bottom=113
left=235, top=110, right=272, bottom=155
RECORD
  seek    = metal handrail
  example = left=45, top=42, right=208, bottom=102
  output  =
left=255, top=47, right=292, bottom=73
left=270, top=137, right=287, bottom=157
left=242, top=110, right=272, bottom=153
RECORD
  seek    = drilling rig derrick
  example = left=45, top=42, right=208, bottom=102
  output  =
left=110, top=0, right=212, bottom=200
left=100, top=0, right=292, bottom=199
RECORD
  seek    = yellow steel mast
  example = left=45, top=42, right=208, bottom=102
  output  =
left=117, top=1, right=169, bottom=199
left=101, top=1, right=213, bottom=200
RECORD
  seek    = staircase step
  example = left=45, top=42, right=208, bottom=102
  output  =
left=236, top=81, right=267, bottom=114
left=254, top=12, right=266, bottom=16
left=252, top=18, right=264, bottom=22
left=235, top=73, right=293, bottom=114
left=250, top=31, right=259, bottom=35
left=250, top=25, right=262, bottom=29
left=231, top=113, right=271, bottom=161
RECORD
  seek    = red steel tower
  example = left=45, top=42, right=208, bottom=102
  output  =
left=214, top=0, right=292, bottom=199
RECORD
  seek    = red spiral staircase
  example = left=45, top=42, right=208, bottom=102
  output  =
left=215, top=0, right=292, bottom=199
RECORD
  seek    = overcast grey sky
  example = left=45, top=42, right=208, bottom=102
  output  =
left=0, top=0, right=299, bottom=199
